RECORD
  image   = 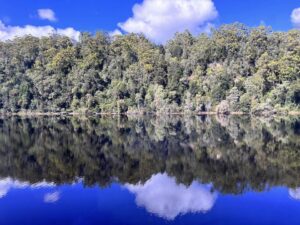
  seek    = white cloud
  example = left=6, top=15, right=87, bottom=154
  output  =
left=291, top=8, right=300, bottom=28
left=38, top=9, right=57, bottom=22
left=109, top=29, right=123, bottom=37
left=44, top=191, right=60, bottom=203
left=118, top=0, right=218, bottom=43
left=0, top=20, right=80, bottom=41
left=125, top=173, right=217, bottom=220
left=0, top=177, right=55, bottom=199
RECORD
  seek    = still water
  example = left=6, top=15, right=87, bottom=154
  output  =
left=0, top=115, right=299, bottom=225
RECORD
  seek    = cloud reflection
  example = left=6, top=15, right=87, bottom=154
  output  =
left=125, top=173, right=217, bottom=220
left=44, top=191, right=60, bottom=203
left=289, top=188, right=300, bottom=200
left=0, top=177, right=55, bottom=198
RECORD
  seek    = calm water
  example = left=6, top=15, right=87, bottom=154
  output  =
left=0, top=116, right=299, bottom=225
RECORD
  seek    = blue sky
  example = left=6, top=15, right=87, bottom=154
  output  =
left=0, top=0, right=299, bottom=42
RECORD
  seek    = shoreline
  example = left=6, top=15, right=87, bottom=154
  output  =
left=0, top=111, right=299, bottom=117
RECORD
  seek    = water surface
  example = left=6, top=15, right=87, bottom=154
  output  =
left=0, top=116, right=299, bottom=225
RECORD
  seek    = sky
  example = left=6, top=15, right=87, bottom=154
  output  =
left=0, top=0, right=299, bottom=43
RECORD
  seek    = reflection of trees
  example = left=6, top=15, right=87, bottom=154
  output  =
left=0, top=116, right=299, bottom=194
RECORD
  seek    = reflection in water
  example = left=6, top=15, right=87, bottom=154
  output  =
left=0, top=116, right=299, bottom=193
left=0, top=116, right=299, bottom=223
left=0, top=178, right=55, bottom=198
left=126, top=173, right=216, bottom=220
left=289, top=188, right=300, bottom=200
left=44, top=191, right=60, bottom=203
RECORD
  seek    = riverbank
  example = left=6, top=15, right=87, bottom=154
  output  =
left=0, top=111, right=299, bottom=117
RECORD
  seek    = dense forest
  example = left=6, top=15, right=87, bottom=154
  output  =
left=0, top=23, right=299, bottom=115
left=0, top=116, right=299, bottom=193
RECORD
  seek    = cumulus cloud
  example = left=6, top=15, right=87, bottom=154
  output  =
left=38, top=9, right=57, bottom=22
left=44, top=191, right=60, bottom=203
left=291, top=8, right=300, bottom=28
left=109, top=29, right=123, bottom=37
left=0, top=177, right=55, bottom=199
left=118, top=0, right=218, bottom=43
left=0, top=20, right=80, bottom=41
left=125, top=173, right=217, bottom=220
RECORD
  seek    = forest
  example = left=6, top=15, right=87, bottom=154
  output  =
left=0, top=23, right=299, bottom=115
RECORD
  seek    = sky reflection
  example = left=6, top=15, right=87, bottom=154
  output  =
left=0, top=178, right=55, bottom=199
left=125, top=173, right=217, bottom=220
left=289, top=188, right=300, bottom=200
left=44, top=191, right=60, bottom=203
left=0, top=176, right=299, bottom=225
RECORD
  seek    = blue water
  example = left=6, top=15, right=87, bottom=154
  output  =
left=0, top=175, right=299, bottom=225
left=0, top=116, right=299, bottom=224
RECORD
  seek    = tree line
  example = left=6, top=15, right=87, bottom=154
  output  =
left=0, top=23, right=299, bottom=114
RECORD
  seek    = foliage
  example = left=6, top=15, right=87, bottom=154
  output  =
left=0, top=24, right=299, bottom=114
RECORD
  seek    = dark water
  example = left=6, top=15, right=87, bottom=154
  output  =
left=0, top=115, right=300, bottom=225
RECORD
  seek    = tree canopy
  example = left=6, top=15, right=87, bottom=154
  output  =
left=0, top=24, right=299, bottom=114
